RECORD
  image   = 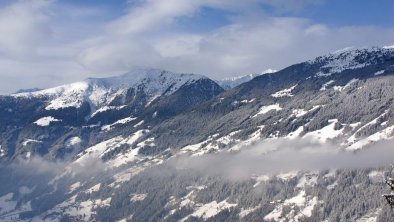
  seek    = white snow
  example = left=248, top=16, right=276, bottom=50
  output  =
left=264, top=190, right=318, bottom=221
left=368, top=171, right=385, bottom=183
left=181, top=200, right=236, bottom=221
left=277, top=171, right=298, bottom=181
left=14, top=68, right=205, bottom=112
left=134, top=120, right=144, bottom=127
left=125, top=130, right=146, bottom=145
left=292, top=109, right=308, bottom=118
left=69, top=182, right=81, bottom=193
left=34, top=116, right=61, bottom=126
left=285, top=126, right=304, bottom=139
left=262, top=69, right=278, bottom=74
left=356, top=208, right=381, bottom=222
left=0, top=145, right=4, bottom=157
left=303, top=119, right=343, bottom=143
left=130, top=193, right=147, bottom=202
left=312, top=48, right=375, bottom=77
left=101, top=117, right=137, bottom=131
left=271, top=85, right=297, bottom=98
left=333, top=78, right=359, bottom=92
left=320, top=80, right=335, bottom=91
left=240, top=98, right=256, bottom=103
left=75, top=136, right=124, bottom=165
left=296, top=173, right=318, bottom=188
left=239, top=206, right=260, bottom=218
left=344, top=111, right=390, bottom=147
left=374, top=70, right=385, bottom=76
left=347, top=125, right=394, bottom=150
left=22, top=139, right=42, bottom=146
left=383, top=45, right=394, bottom=49
left=109, top=148, right=140, bottom=168
left=327, top=181, right=338, bottom=190
left=285, top=190, right=307, bottom=206
left=333, top=47, right=355, bottom=54
left=86, top=184, right=101, bottom=193
left=46, top=195, right=111, bottom=221
left=65, top=137, right=82, bottom=148
left=216, top=70, right=276, bottom=89
left=252, top=104, right=282, bottom=117
left=91, top=105, right=126, bottom=117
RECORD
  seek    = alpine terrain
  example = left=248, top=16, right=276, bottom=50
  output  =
left=0, top=46, right=394, bottom=221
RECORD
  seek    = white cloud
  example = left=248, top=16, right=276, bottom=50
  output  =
left=77, top=12, right=394, bottom=79
left=107, top=0, right=202, bottom=36
left=0, top=0, right=51, bottom=59
left=0, top=0, right=393, bottom=93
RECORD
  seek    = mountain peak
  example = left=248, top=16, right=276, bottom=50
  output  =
left=309, top=46, right=394, bottom=77
left=12, top=68, right=209, bottom=110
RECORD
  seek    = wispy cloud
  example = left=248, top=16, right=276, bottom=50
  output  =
left=170, top=138, right=394, bottom=180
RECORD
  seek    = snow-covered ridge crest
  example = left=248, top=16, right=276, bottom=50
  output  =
left=310, top=46, right=394, bottom=77
left=216, top=69, right=277, bottom=89
left=11, top=68, right=207, bottom=110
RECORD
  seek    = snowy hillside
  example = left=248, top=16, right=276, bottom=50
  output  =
left=0, top=46, right=394, bottom=221
left=12, top=68, right=206, bottom=111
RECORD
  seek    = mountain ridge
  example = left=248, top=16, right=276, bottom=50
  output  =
left=0, top=46, right=394, bottom=221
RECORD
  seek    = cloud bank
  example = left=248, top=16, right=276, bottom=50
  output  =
left=0, top=0, right=393, bottom=93
left=170, top=139, right=394, bottom=180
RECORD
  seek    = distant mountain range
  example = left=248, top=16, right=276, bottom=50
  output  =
left=0, top=46, right=393, bottom=221
left=215, top=69, right=277, bottom=90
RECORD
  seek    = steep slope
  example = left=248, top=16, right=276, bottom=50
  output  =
left=0, top=68, right=224, bottom=161
left=0, top=46, right=394, bottom=222
left=146, top=46, right=394, bottom=155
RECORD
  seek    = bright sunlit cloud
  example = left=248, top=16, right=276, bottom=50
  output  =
left=0, top=0, right=393, bottom=93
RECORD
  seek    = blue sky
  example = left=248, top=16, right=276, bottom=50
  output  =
left=60, top=0, right=394, bottom=27
left=0, top=0, right=393, bottom=93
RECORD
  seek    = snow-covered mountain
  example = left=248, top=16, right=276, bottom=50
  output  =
left=0, top=46, right=394, bottom=221
left=12, top=68, right=207, bottom=111
left=216, top=69, right=277, bottom=89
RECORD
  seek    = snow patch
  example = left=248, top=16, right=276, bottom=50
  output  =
left=333, top=78, right=359, bottom=92
left=320, top=80, right=335, bottom=91
left=239, top=205, right=260, bottom=218
left=86, top=184, right=101, bottom=193
left=303, top=119, right=343, bottom=143
left=134, top=120, right=144, bottom=128
left=264, top=190, right=318, bottom=221
left=101, top=117, right=137, bottom=131
left=271, top=85, right=297, bottom=98
left=91, top=105, right=126, bottom=117
left=347, top=125, right=394, bottom=150
left=277, top=171, right=298, bottom=181
left=374, top=70, right=385, bottom=76
left=22, top=139, right=42, bottom=146
left=181, top=200, right=236, bottom=221
left=253, top=104, right=282, bottom=117
left=368, top=171, right=384, bottom=183
left=65, top=137, right=82, bottom=148
left=69, top=182, right=81, bottom=193
left=130, top=193, right=147, bottom=202
left=356, top=208, right=381, bottom=222
left=34, top=116, right=61, bottom=126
